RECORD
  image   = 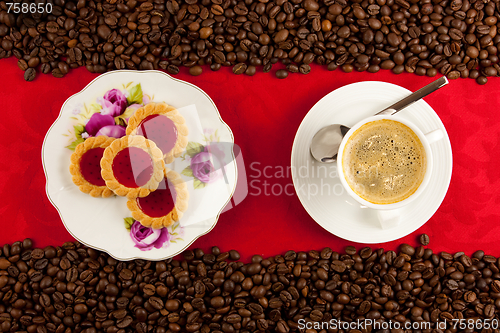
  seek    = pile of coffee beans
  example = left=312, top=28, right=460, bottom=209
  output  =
left=1, top=0, right=500, bottom=83
left=1, top=238, right=500, bottom=332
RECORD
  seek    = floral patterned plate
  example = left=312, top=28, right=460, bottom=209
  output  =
left=42, top=70, right=237, bottom=260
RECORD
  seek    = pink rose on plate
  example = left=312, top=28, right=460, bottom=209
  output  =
left=85, top=113, right=115, bottom=136
left=98, top=89, right=127, bottom=117
left=130, top=221, right=171, bottom=251
left=85, top=113, right=126, bottom=138
left=190, top=146, right=224, bottom=184
left=95, top=125, right=126, bottom=138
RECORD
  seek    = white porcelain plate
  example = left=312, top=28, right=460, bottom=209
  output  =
left=43, top=70, right=237, bottom=260
left=291, top=81, right=452, bottom=243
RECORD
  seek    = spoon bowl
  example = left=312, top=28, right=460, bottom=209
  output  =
left=310, top=124, right=349, bottom=163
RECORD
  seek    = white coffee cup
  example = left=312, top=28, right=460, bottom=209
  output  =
left=336, top=115, right=444, bottom=229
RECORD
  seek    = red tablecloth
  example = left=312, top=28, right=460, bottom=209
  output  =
left=1, top=56, right=499, bottom=261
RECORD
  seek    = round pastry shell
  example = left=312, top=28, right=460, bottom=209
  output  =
left=126, top=102, right=189, bottom=164
left=69, top=136, right=116, bottom=198
left=100, top=135, right=165, bottom=199
left=127, top=167, right=189, bottom=229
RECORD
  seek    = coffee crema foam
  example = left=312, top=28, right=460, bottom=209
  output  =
left=342, top=119, right=426, bottom=205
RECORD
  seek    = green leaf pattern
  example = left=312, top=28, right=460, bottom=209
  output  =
left=124, top=218, right=135, bottom=231
left=66, top=138, right=84, bottom=151
left=193, top=179, right=207, bottom=189
left=186, top=142, right=204, bottom=157
left=127, top=84, right=143, bottom=104
left=181, top=166, right=194, bottom=177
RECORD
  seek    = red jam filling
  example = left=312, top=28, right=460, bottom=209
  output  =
left=136, top=178, right=177, bottom=217
left=80, top=148, right=106, bottom=186
left=137, top=115, right=178, bottom=154
left=112, top=147, right=153, bottom=188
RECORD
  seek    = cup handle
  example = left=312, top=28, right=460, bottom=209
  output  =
left=424, top=129, right=444, bottom=144
left=377, top=209, right=400, bottom=229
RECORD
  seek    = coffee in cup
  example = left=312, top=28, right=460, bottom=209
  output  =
left=341, top=119, right=427, bottom=205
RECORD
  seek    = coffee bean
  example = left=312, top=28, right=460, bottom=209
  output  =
left=143, top=284, right=155, bottom=296
left=233, top=63, right=247, bottom=75
left=263, top=63, right=273, bottom=73
left=0, top=258, right=11, bottom=269
left=245, top=65, right=256, bottom=76
left=400, top=244, right=415, bottom=256
left=208, top=246, right=220, bottom=256
left=229, top=250, right=240, bottom=260
left=419, top=234, right=430, bottom=245
left=17, top=59, right=28, bottom=71
left=39, top=293, right=51, bottom=307
left=447, top=70, right=461, bottom=80
left=167, top=64, right=180, bottom=75
left=345, top=246, right=356, bottom=255
left=331, top=260, right=346, bottom=272
left=393, top=255, right=406, bottom=268
left=275, top=69, right=288, bottom=79
left=116, top=316, right=133, bottom=328
left=148, top=296, right=164, bottom=310
left=40, top=63, right=51, bottom=74
left=189, top=66, right=202, bottom=76
left=299, top=64, right=311, bottom=74
left=51, top=68, right=64, bottom=78
left=24, top=68, right=36, bottom=81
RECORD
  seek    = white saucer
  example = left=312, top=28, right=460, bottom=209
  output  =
left=291, top=81, right=452, bottom=243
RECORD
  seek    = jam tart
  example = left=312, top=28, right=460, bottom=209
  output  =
left=100, top=135, right=165, bottom=199
left=126, top=102, right=188, bottom=164
left=127, top=167, right=189, bottom=229
left=69, top=136, right=116, bottom=198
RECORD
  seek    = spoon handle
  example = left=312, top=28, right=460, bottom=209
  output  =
left=375, top=76, right=449, bottom=116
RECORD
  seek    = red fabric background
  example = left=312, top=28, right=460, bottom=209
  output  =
left=1, top=56, right=499, bottom=261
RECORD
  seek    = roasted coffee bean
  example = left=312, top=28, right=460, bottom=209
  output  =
left=245, top=66, right=257, bottom=76
left=148, top=297, right=164, bottom=310
left=420, top=234, right=430, bottom=246
left=116, top=316, right=133, bottom=328
left=189, top=66, right=202, bottom=76
left=229, top=250, right=240, bottom=260
left=167, top=65, right=180, bottom=75
left=18, top=59, right=29, bottom=71
left=233, top=63, right=247, bottom=75
left=276, top=69, right=288, bottom=79
left=345, top=246, right=356, bottom=255
left=400, top=244, right=415, bottom=256
left=52, top=68, right=64, bottom=78
left=299, top=64, right=311, bottom=74
left=143, top=284, right=155, bottom=296
left=24, top=68, right=36, bottom=81
left=331, top=260, right=346, bottom=272
left=41, top=63, right=51, bottom=74
left=447, top=70, right=461, bottom=80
